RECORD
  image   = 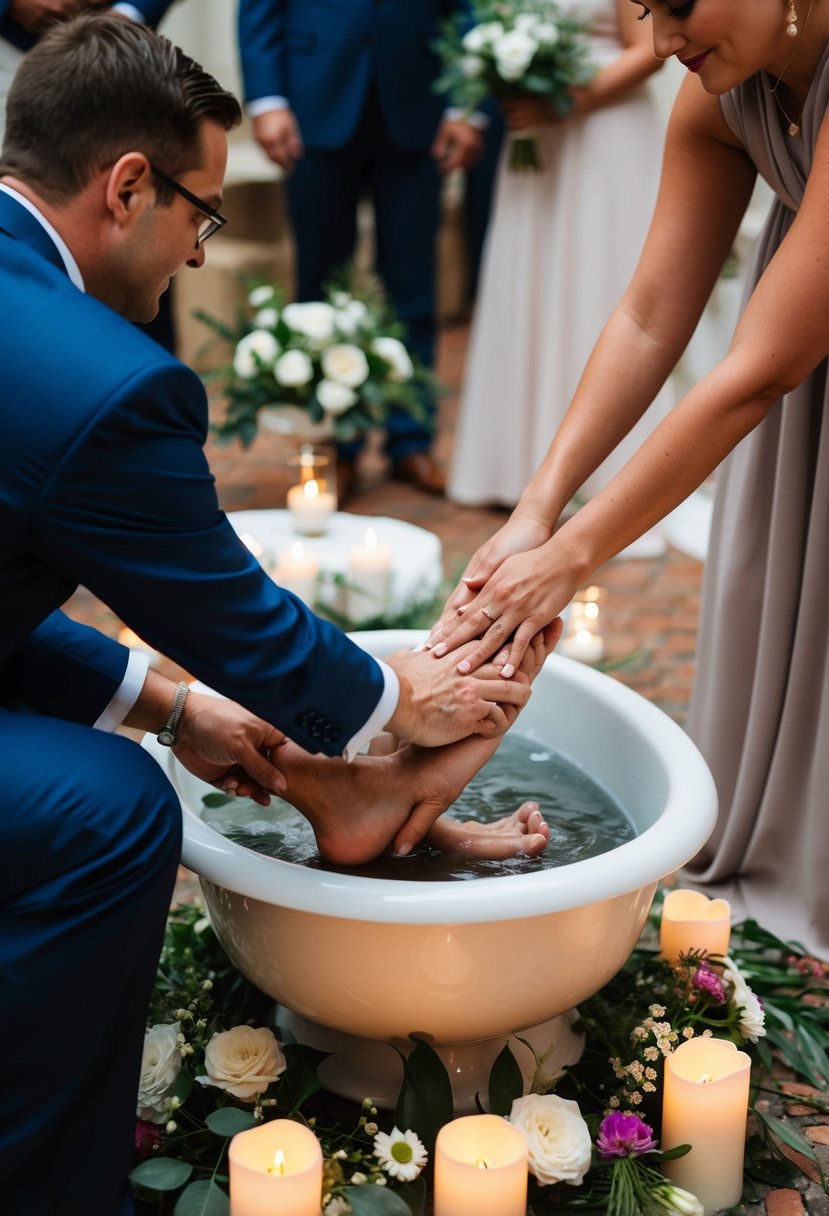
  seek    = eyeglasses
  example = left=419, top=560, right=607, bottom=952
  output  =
left=150, top=163, right=227, bottom=246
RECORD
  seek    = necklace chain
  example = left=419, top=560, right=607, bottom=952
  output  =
left=767, top=0, right=817, bottom=136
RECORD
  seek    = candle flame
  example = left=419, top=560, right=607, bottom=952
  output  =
left=291, top=541, right=306, bottom=561
left=303, top=478, right=320, bottom=500
left=576, top=629, right=593, bottom=644
left=268, top=1149, right=286, bottom=1176
left=475, top=1158, right=490, bottom=1170
left=364, top=527, right=378, bottom=552
left=584, top=601, right=600, bottom=620
left=240, top=532, right=264, bottom=558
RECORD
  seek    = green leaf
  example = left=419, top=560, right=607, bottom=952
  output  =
left=395, top=1039, right=454, bottom=1156
left=342, top=1185, right=414, bottom=1215
left=129, top=1157, right=194, bottom=1192
left=205, top=1108, right=259, bottom=1137
left=488, top=1042, right=523, bottom=1116
left=396, top=1176, right=427, bottom=1216
left=202, top=792, right=235, bottom=809
left=753, top=1108, right=827, bottom=1186
left=173, top=1179, right=230, bottom=1216
left=279, top=1043, right=328, bottom=1114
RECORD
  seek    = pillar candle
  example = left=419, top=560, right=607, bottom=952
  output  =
left=660, top=888, right=732, bottom=964
left=661, top=1037, right=751, bottom=1215
left=434, top=1114, right=528, bottom=1216
left=346, top=526, right=392, bottom=624
left=274, top=541, right=318, bottom=606
left=229, top=1119, right=322, bottom=1216
left=287, top=478, right=336, bottom=536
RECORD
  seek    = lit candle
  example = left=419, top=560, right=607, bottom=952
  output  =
left=117, top=627, right=161, bottom=668
left=434, top=1114, right=528, bottom=1216
left=274, top=541, right=318, bottom=606
left=660, top=888, right=732, bottom=964
left=346, top=526, right=392, bottom=624
left=558, top=624, right=605, bottom=663
left=287, top=478, right=336, bottom=536
left=239, top=532, right=265, bottom=560
left=661, top=1037, right=751, bottom=1214
left=229, top=1119, right=322, bottom=1216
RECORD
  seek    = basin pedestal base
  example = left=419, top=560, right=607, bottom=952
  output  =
left=276, top=1007, right=586, bottom=1113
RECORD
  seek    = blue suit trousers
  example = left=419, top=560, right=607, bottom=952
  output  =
left=0, top=713, right=182, bottom=1215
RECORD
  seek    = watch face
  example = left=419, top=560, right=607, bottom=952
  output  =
left=158, top=729, right=175, bottom=747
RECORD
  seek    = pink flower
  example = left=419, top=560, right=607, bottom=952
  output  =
left=596, top=1113, right=658, bottom=1159
left=134, top=1119, right=162, bottom=1160
left=693, top=962, right=726, bottom=1004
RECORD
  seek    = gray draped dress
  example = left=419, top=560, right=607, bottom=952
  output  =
left=684, top=43, right=829, bottom=958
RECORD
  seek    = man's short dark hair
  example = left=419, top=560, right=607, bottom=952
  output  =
left=0, top=14, right=242, bottom=203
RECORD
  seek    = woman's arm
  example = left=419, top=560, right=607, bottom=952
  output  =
left=570, top=0, right=665, bottom=116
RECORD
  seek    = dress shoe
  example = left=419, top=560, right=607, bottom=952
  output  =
left=391, top=451, right=446, bottom=496
left=336, top=459, right=357, bottom=506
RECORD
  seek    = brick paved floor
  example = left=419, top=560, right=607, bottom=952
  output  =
left=65, top=320, right=829, bottom=1214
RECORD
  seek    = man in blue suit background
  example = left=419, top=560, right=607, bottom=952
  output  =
left=238, top=0, right=484, bottom=501
left=0, top=16, right=544, bottom=1212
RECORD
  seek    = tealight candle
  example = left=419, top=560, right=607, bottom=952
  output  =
left=239, top=532, right=265, bottom=560
left=434, top=1114, right=528, bottom=1216
left=558, top=625, right=605, bottom=663
left=287, top=478, right=336, bottom=536
left=660, top=888, right=732, bottom=964
left=229, top=1119, right=322, bottom=1216
left=558, top=586, right=606, bottom=663
left=346, top=526, right=392, bottom=624
left=117, top=627, right=161, bottom=668
left=274, top=541, right=318, bottom=606
left=661, top=1037, right=751, bottom=1215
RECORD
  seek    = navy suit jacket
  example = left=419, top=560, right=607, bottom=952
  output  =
left=0, top=1, right=175, bottom=54
left=238, top=0, right=460, bottom=150
left=0, top=190, right=384, bottom=753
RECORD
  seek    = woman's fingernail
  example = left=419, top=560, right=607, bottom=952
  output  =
left=433, top=643, right=447, bottom=657
left=494, top=650, right=509, bottom=667
left=501, top=663, right=515, bottom=678
left=457, top=659, right=471, bottom=673
left=395, top=842, right=413, bottom=858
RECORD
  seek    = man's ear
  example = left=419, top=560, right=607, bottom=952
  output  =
left=105, top=152, right=154, bottom=228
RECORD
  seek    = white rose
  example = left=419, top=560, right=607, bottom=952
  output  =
left=723, top=957, right=766, bottom=1041
left=494, top=30, right=538, bottom=82
left=248, top=285, right=275, bottom=308
left=274, top=348, right=314, bottom=387
left=371, top=336, right=413, bottom=382
left=461, top=53, right=485, bottom=79
left=282, top=301, right=337, bottom=344
left=334, top=299, right=369, bottom=336
left=514, top=13, right=540, bottom=33
left=197, top=1025, right=286, bottom=1102
left=462, top=21, right=504, bottom=52
left=321, top=343, right=370, bottom=388
left=534, top=21, right=560, bottom=46
left=509, top=1094, right=592, bottom=1186
left=233, top=330, right=280, bottom=379
left=317, top=378, right=358, bottom=414
left=254, top=306, right=279, bottom=330
left=137, top=1024, right=182, bottom=1123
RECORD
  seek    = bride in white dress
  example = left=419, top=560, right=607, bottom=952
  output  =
left=450, top=0, right=675, bottom=529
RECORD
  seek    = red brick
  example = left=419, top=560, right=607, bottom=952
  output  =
left=764, top=1190, right=805, bottom=1215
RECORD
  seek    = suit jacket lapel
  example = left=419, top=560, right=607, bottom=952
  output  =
left=0, top=190, right=69, bottom=275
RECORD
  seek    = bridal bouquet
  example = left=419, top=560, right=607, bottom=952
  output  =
left=433, top=0, right=594, bottom=170
left=199, top=280, right=431, bottom=447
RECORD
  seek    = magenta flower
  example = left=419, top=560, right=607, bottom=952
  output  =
left=134, top=1119, right=162, bottom=1160
left=596, top=1112, right=658, bottom=1159
left=693, top=961, right=726, bottom=1004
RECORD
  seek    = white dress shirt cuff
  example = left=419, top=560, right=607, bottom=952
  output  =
left=445, top=106, right=490, bottom=129
left=343, top=659, right=400, bottom=762
left=247, top=96, right=290, bottom=119
left=93, top=649, right=149, bottom=732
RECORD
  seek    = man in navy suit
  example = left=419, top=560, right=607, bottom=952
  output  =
left=0, top=16, right=543, bottom=1212
left=238, top=0, right=483, bottom=501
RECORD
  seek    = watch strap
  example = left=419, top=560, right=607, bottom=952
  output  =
left=157, top=681, right=189, bottom=747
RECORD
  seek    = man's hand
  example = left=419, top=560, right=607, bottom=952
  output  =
left=431, top=117, right=483, bottom=173
left=252, top=108, right=304, bottom=174
left=172, top=690, right=289, bottom=807
left=8, top=0, right=102, bottom=34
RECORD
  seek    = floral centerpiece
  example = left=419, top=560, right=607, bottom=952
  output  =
left=432, top=0, right=595, bottom=170
left=131, top=901, right=829, bottom=1215
left=198, top=281, right=433, bottom=448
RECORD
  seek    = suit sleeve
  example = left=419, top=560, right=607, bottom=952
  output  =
left=2, top=611, right=129, bottom=725
left=125, top=0, right=178, bottom=27
left=32, top=360, right=385, bottom=756
left=238, top=0, right=289, bottom=104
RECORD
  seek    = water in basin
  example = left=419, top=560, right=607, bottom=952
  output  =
left=200, top=729, right=635, bottom=881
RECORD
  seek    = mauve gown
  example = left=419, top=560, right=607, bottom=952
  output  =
left=684, top=42, right=829, bottom=959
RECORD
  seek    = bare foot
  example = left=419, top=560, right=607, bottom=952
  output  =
left=425, top=801, right=550, bottom=859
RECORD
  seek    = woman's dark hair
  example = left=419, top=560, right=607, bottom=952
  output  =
left=0, top=13, right=241, bottom=203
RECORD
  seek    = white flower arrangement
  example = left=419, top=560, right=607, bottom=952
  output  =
left=196, top=1024, right=286, bottom=1101
left=199, top=279, right=433, bottom=447
left=508, top=1093, right=593, bottom=1186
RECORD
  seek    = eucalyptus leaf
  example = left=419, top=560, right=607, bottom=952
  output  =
left=342, top=1185, right=414, bottom=1215
left=173, top=1179, right=230, bottom=1216
left=488, top=1042, right=523, bottom=1116
left=202, top=792, right=235, bottom=809
left=205, top=1108, right=259, bottom=1137
left=395, top=1039, right=453, bottom=1155
left=129, top=1157, right=193, bottom=1192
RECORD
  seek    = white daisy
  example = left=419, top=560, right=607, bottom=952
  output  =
left=372, top=1127, right=428, bottom=1182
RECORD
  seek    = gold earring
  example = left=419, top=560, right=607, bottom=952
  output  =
left=786, top=0, right=798, bottom=35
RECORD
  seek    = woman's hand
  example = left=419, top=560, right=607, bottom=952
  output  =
left=500, top=95, right=558, bottom=131
left=427, top=512, right=553, bottom=648
left=429, top=541, right=577, bottom=679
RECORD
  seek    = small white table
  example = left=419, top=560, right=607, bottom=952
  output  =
left=227, top=509, right=444, bottom=619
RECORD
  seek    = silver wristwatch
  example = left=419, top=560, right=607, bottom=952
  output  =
left=157, top=681, right=189, bottom=747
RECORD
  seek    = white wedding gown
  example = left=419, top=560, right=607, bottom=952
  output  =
left=449, top=0, right=675, bottom=510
